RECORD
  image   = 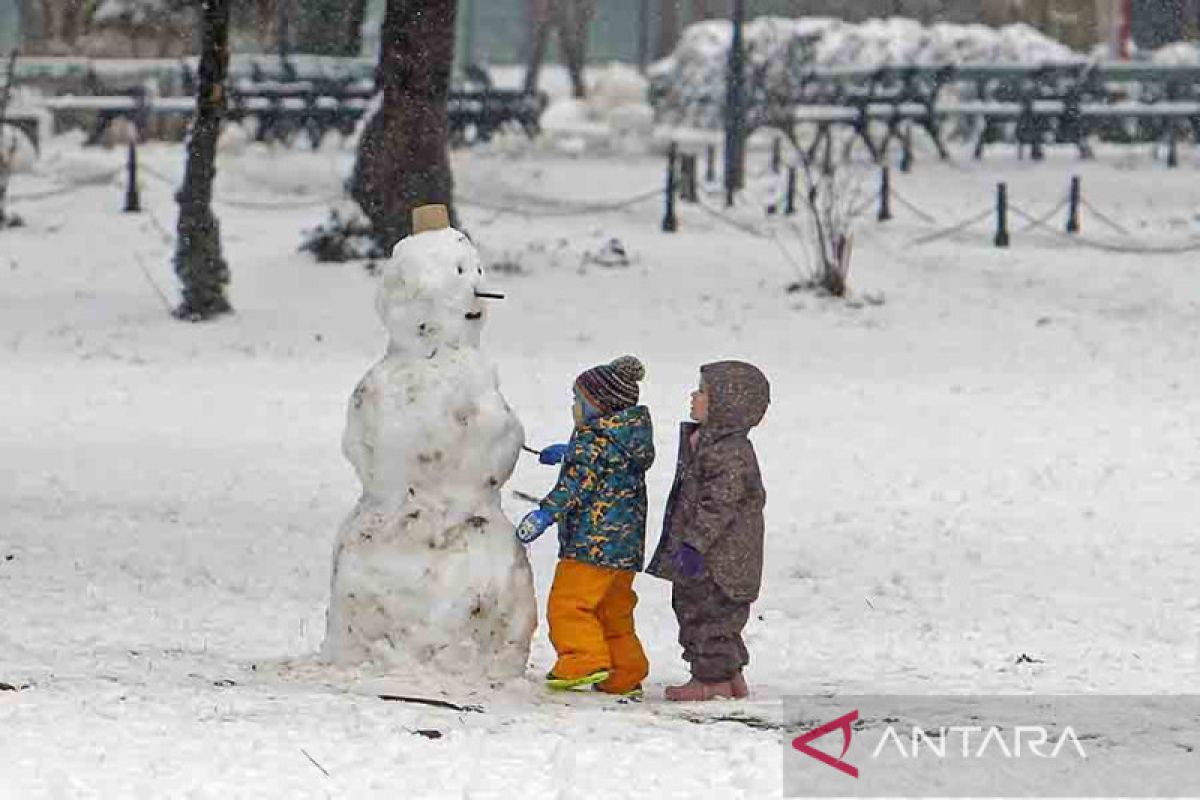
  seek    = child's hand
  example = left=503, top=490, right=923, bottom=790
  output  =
left=538, top=443, right=569, bottom=466
left=674, top=544, right=705, bottom=578
left=516, top=508, right=555, bottom=544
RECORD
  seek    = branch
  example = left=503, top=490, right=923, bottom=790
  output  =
left=377, top=694, right=484, bottom=713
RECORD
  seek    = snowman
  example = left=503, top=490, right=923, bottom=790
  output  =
left=322, top=204, right=537, bottom=683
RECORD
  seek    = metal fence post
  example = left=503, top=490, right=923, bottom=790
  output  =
left=123, top=140, right=141, bottom=214
left=994, top=182, right=1010, bottom=248
left=662, top=142, right=678, bottom=233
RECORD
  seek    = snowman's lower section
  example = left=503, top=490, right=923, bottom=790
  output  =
left=322, top=500, right=537, bottom=682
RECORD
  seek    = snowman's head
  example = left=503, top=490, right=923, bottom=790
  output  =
left=377, top=226, right=488, bottom=355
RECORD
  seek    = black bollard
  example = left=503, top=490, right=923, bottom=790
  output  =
left=1066, top=175, right=1080, bottom=234
left=705, top=143, right=716, bottom=183
left=994, top=182, right=1010, bottom=248
left=878, top=166, right=892, bottom=222
left=770, top=136, right=782, bottom=174
left=899, top=123, right=913, bottom=173
left=785, top=166, right=797, bottom=216
left=680, top=153, right=698, bottom=203
left=123, top=140, right=141, bottom=214
left=1167, top=125, right=1179, bottom=169
left=662, top=143, right=678, bottom=233
left=821, top=133, right=833, bottom=176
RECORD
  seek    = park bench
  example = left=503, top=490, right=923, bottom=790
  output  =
left=945, top=63, right=1200, bottom=162
left=40, top=78, right=374, bottom=148
left=752, top=61, right=1200, bottom=168
left=35, top=78, right=546, bottom=150
left=447, top=87, right=547, bottom=146
left=0, top=109, right=42, bottom=153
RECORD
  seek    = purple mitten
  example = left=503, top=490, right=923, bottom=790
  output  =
left=674, top=544, right=705, bottom=578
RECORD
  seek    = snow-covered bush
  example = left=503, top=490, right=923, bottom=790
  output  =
left=650, top=17, right=1082, bottom=128
left=300, top=209, right=384, bottom=263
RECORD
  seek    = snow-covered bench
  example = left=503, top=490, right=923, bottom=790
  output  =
left=747, top=62, right=1200, bottom=167
left=37, top=80, right=546, bottom=150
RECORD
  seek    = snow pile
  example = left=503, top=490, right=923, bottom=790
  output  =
left=650, top=17, right=1081, bottom=127
left=1151, top=41, right=1200, bottom=66
left=533, top=63, right=655, bottom=154
left=322, top=224, right=537, bottom=682
left=93, top=0, right=173, bottom=25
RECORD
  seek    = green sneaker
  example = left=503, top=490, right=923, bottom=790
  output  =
left=546, top=669, right=611, bottom=692
left=614, top=685, right=644, bottom=700
left=591, top=683, right=643, bottom=700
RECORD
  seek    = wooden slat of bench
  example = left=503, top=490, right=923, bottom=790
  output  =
left=793, top=105, right=859, bottom=123
left=43, top=95, right=139, bottom=111
left=938, top=101, right=1021, bottom=117
left=1079, top=101, right=1200, bottom=117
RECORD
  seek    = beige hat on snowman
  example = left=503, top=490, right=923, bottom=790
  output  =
left=412, top=204, right=451, bottom=234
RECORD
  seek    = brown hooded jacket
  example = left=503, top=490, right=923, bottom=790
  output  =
left=647, top=361, right=769, bottom=602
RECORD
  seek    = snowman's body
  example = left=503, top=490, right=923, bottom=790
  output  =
left=322, top=226, right=536, bottom=682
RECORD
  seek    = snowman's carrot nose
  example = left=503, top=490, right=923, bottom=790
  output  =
left=474, top=290, right=505, bottom=300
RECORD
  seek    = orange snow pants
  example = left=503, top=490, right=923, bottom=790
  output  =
left=547, top=559, right=650, bottom=694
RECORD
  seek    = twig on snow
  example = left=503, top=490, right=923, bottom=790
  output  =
left=377, top=694, right=484, bottom=713
left=300, top=747, right=330, bottom=778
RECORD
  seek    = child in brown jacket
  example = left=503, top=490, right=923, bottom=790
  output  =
left=647, top=360, right=769, bottom=701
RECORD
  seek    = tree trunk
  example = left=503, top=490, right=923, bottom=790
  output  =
left=173, top=0, right=232, bottom=321
left=689, top=0, right=713, bottom=21
left=524, top=0, right=555, bottom=94
left=60, top=0, right=88, bottom=46
left=295, top=0, right=364, bottom=56
left=0, top=51, right=18, bottom=227
left=350, top=0, right=457, bottom=252
left=17, top=0, right=47, bottom=54
left=253, top=0, right=279, bottom=50
left=658, top=0, right=679, bottom=59
left=557, top=0, right=595, bottom=99
left=341, top=0, right=368, bottom=56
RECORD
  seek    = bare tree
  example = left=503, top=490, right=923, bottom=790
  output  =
left=776, top=126, right=864, bottom=298
left=341, top=0, right=368, bottom=57
left=796, top=159, right=864, bottom=298
left=0, top=51, right=21, bottom=228
left=689, top=0, right=714, bottom=21
left=252, top=0, right=280, bottom=51
left=350, top=0, right=457, bottom=252
left=524, top=0, right=554, bottom=93
left=294, top=0, right=369, bottom=56
left=658, top=0, right=679, bottom=59
left=16, top=1, right=47, bottom=53
left=173, top=0, right=232, bottom=321
left=557, top=0, right=596, bottom=99
left=523, top=0, right=597, bottom=99
left=33, top=0, right=95, bottom=52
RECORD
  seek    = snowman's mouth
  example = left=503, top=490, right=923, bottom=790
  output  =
left=465, top=311, right=483, bottom=321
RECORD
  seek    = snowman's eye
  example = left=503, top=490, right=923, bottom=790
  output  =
left=477, top=266, right=483, bottom=275
left=456, top=261, right=464, bottom=275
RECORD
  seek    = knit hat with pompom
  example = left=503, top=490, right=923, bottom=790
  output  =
left=574, top=355, right=645, bottom=415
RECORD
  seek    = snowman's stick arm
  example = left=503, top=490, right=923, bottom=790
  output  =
left=521, top=445, right=541, bottom=456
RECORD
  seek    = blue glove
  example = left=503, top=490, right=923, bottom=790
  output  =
left=516, top=508, right=555, bottom=544
left=674, top=544, right=705, bottom=578
left=538, top=443, right=569, bottom=466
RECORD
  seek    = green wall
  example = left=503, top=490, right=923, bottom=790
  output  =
left=0, top=0, right=18, bottom=54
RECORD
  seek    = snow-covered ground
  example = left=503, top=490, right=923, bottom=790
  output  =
left=2, top=129, right=1199, bottom=797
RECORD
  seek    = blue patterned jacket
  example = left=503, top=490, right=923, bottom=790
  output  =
left=540, top=405, right=655, bottom=572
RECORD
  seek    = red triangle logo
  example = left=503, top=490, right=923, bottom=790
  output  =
left=791, top=709, right=860, bottom=779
